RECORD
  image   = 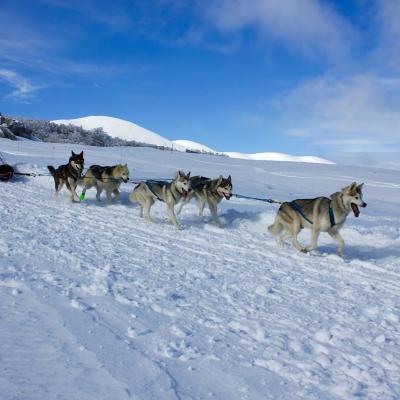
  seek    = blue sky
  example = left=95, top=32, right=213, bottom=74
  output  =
left=0, top=0, right=399, bottom=168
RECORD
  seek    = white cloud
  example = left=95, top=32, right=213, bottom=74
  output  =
left=272, top=73, right=400, bottom=158
left=365, top=0, right=400, bottom=72
left=0, top=69, right=40, bottom=99
left=203, top=0, right=354, bottom=61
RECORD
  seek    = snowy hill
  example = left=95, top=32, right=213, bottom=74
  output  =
left=1, top=137, right=400, bottom=399
left=52, top=116, right=332, bottom=163
left=52, top=116, right=174, bottom=148
left=173, top=139, right=216, bottom=153
left=224, top=151, right=333, bottom=164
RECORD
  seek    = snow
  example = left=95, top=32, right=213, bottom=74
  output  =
left=224, top=151, right=333, bottom=164
left=173, top=140, right=216, bottom=153
left=52, top=115, right=174, bottom=148
left=1, top=138, right=400, bottom=400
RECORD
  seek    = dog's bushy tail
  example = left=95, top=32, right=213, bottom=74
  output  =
left=268, top=216, right=284, bottom=235
left=47, top=165, right=56, bottom=176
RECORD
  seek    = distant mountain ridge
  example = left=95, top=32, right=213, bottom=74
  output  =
left=52, top=115, right=333, bottom=164
left=1, top=113, right=333, bottom=164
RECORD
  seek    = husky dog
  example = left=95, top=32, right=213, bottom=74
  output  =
left=129, top=171, right=191, bottom=229
left=79, top=163, right=129, bottom=203
left=177, top=175, right=232, bottom=226
left=47, top=151, right=84, bottom=202
left=268, top=182, right=367, bottom=257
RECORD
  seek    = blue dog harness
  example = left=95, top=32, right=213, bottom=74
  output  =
left=289, top=200, right=336, bottom=227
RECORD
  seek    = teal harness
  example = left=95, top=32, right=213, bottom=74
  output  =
left=289, top=200, right=336, bottom=227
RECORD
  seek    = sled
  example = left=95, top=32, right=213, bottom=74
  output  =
left=0, top=164, right=14, bottom=181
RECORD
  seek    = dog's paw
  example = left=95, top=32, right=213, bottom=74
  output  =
left=300, top=248, right=308, bottom=253
left=176, top=224, right=185, bottom=230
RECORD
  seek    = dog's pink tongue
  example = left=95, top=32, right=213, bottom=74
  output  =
left=351, top=203, right=360, bottom=217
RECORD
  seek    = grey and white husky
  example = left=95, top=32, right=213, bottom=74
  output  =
left=79, top=163, right=129, bottom=203
left=268, top=182, right=367, bottom=257
left=129, top=171, right=191, bottom=229
left=177, top=175, right=232, bottom=226
left=47, top=151, right=84, bottom=202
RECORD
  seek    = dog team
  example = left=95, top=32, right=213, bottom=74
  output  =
left=47, top=151, right=367, bottom=257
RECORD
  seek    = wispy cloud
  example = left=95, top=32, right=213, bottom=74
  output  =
left=0, top=6, right=139, bottom=91
left=202, top=0, right=355, bottom=62
left=37, top=0, right=132, bottom=30
left=369, top=0, right=400, bottom=72
left=0, top=69, right=41, bottom=100
left=273, top=73, right=400, bottom=155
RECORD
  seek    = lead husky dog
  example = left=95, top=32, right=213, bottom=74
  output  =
left=268, top=182, right=367, bottom=257
left=177, top=175, right=232, bottom=226
left=79, top=163, right=129, bottom=203
left=47, top=151, right=84, bottom=202
left=129, top=171, right=191, bottom=229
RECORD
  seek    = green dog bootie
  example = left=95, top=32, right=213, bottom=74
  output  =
left=80, top=193, right=86, bottom=201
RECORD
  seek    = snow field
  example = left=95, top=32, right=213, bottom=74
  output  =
left=0, top=138, right=399, bottom=399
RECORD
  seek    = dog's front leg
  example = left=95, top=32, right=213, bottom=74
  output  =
left=307, top=228, right=320, bottom=252
left=167, top=202, right=182, bottom=229
left=176, top=197, right=188, bottom=215
left=113, top=188, right=120, bottom=202
left=328, top=230, right=345, bottom=257
left=67, top=178, right=80, bottom=202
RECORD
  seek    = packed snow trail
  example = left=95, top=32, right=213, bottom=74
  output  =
left=1, top=139, right=400, bottom=399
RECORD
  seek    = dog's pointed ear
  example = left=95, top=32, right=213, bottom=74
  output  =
left=357, top=182, right=364, bottom=192
left=343, top=182, right=356, bottom=192
left=124, top=163, right=127, bottom=167
left=187, top=171, right=191, bottom=178
left=217, top=175, right=223, bottom=184
left=71, top=150, right=76, bottom=156
left=344, top=181, right=358, bottom=194
left=227, top=175, right=232, bottom=182
left=79, top=151, right=83, bottom=156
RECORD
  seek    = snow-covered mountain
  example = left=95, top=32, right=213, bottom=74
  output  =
left=52, top=116, right=174, bottom=148
left=224, top=151, right=333, bottom=164
left=52, top=116, right=332, bottom=164
left=173, top=139, right=216, bottom=153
